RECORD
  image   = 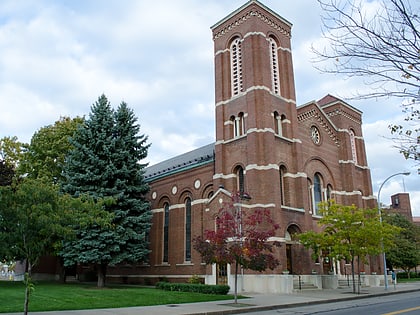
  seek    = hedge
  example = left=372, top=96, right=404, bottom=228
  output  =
left=395, top=271, right=420, bottom=279
left=155, top=282, right=230, bottom=295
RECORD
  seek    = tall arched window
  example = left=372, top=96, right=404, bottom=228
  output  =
left=230, top=37, right=243, bottom=96
left=314, top=173, right=323, bottom=215
left=269, top=37, right=280, bottom=95
left=349, top=129, right=358, bottom=164
left=235, top=166, right=245, bottom=194
left=279, top=165, right=287, bottom=206
left=185, top=198, right=192, bottom=262
left=163, top=203, right=170, bottom=263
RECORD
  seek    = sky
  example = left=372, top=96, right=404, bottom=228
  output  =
left=0, top=0, right=419, bottom=215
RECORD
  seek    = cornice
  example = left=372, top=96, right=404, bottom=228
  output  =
left=212, top=4, right=291, bottom=40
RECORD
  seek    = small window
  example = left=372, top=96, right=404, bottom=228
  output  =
left=232, top=113, right=245, bottom=138
left=311, top=126, right=321, bottom=144
left=230, top=115, right=236, bottom=138
left=274, top=112, right=286, bottom=137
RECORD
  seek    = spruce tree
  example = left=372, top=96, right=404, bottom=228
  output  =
left=61, top=95, right=151, bottom=287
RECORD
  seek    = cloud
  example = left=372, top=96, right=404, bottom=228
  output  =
left=0, top=0, right=418, bottom=216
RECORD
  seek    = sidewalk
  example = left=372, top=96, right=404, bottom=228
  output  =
left=5, top=282, right=420, bottom=315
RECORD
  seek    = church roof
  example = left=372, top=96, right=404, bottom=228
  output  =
left=144, top=143, right=215, bottom=182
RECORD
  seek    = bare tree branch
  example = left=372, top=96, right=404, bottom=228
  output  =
left=314, top=0, right=420, bottom=167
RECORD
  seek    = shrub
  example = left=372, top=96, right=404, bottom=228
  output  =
left=396, top=271, right=419, bottom=279
left=155, top=282, right=230, bottom=295
left=188, top=275, right=202, bottom=284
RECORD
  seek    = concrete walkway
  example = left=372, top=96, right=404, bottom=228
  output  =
left=5, top=282, right=420, bottom=315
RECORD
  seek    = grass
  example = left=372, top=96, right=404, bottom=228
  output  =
left=396, top=277, right=420, bottom=283
left=0, top=281, right=235, bottom=313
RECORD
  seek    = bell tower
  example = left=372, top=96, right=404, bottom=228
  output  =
left=211, top=0, right=303, bottom=206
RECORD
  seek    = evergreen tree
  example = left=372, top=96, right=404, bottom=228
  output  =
left=60, top=95, right=151, bottom=287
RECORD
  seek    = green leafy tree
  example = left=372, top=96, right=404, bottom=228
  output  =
left=314, top=0, right=420, bottom=165
left=299, top=201, right=401, bottom=293
left=0, top=136, right=26, bottom=167
left=384, top=213, right=420, bottom=275
left=0, top=179, right=110, bottom=315
left=193, top=192, right=280, bottom=303
left=60, top=95, right=151, bottom=287
left=18, top=117, right=84, bottom=183
left=0, top=136, right=26, bottom=185
left=0, top=160, right=14, bottom=186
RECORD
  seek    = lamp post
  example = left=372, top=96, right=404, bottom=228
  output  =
left=377, top=171, right=410, bottom=290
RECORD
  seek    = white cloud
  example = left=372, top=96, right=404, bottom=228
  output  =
left=0, top=0, right=418, bottom=216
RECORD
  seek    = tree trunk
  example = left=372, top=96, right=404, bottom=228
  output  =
left=351, top=257, right=356, bottom=294
left=357, top=256, right=361, bottom=295
left=24, top=261, right=32, bottom=315
left=97, top=263, right=107, bottom=288
left=234, top=260, right=238, bottom=304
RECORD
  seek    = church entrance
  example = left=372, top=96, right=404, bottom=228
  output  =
left=216, top=263, right=228, bottom=285
left=285, top=224, right=302, bottom=274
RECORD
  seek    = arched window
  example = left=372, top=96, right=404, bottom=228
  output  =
left=269, top=37, right=280, bottom=95
left=238, top=112, right=245, bottom=136
left=230, top=37, right=243, bottom=96
left=232, top=113, right=245, bottom=138
left=274, top=111, right=281, bottom=136
left=163, top=203, right=170, bottom=263
left=314, top=173, right=323, bottom=215
left=274, top=112, right=286, bottom=137
left=230, top=115, right=236, bottom=138
left=185, top=198, right=192, bottom=262
left=279, top=165, right=287, bottom=206
left=235, top=166, right=245, bottom=194
left=349, top=129, right=358, bottom=164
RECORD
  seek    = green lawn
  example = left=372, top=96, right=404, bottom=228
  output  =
left=0, top=282, right=234, bottom=313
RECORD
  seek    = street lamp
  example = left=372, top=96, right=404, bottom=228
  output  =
left=377, top=171, right=410, bottom=290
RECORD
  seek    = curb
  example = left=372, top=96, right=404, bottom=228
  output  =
left=185, top=288, right=420, bottom=315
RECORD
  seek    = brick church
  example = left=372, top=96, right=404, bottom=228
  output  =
left=106, top=0, right=380, bottom=291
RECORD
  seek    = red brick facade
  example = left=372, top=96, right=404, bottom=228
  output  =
left=105, top=1, right=380, bottom=286
left=96, top=1, right=382, bottom=288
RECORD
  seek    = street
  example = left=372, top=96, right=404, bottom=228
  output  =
left=243, top=291, right=420, bottom=315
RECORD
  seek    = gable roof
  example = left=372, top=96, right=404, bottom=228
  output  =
left=144, top=143, right=215, bottom=182
left=211, top=0, right=292, bottom=31
left=317, top=94, right=362, bottom=115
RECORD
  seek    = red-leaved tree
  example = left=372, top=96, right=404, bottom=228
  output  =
left=193, top=192, right=280, bottom=303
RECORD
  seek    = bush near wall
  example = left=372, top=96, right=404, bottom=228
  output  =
left=155, top=282, right=230, bottom=295
left=396, top=272, right=420, bottom=279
